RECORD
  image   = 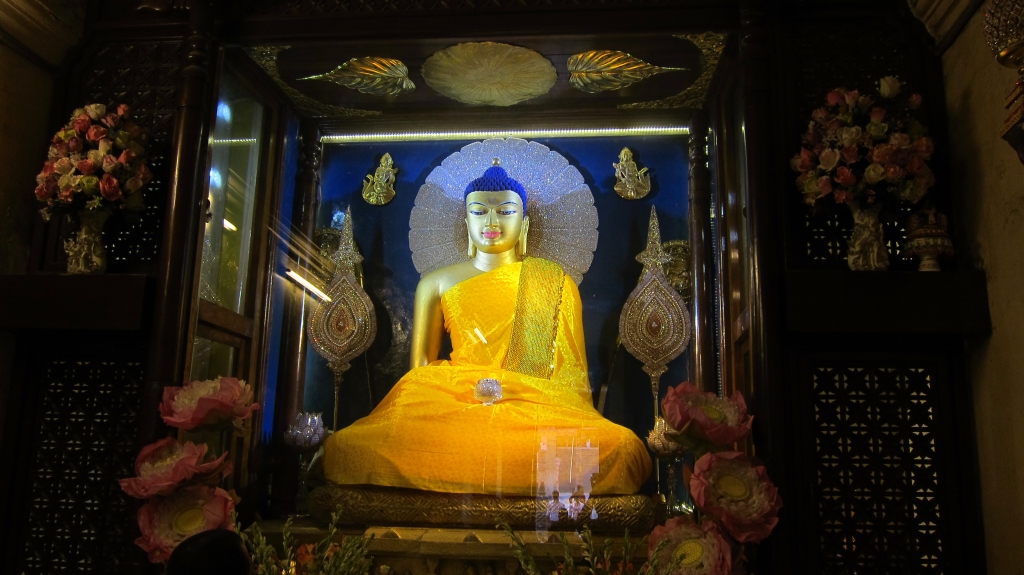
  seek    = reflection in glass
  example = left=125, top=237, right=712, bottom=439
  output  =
left=190, top=336, right=237, bottom=381
left=536, top=429, right=600, bottom=532
left=198, top=69, right=264, bottom=313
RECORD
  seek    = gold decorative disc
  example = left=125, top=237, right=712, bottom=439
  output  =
left=421, top=42, right=557, bottom=106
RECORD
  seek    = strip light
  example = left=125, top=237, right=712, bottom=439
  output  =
left=223, top=219, right=237, bottom=231
left=211, top=138, right=258, bottom=145
left=321, top=125, right=689, bottom=143
left=286, top=268, right=332, bottom=302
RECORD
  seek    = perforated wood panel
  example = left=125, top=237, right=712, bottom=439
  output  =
left=20, top=359, right=145, bottom=573
left=813, top=365, right=943, bottom=574
left=80, top=41, right=182, bottom=272
left=804, top=210, right=909, bottom=265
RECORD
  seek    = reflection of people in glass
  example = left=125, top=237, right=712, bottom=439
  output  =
left=322, top=162, right=652, bottom=495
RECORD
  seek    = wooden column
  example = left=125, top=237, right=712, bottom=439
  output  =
left=271, top=119, right=321, bottom=515
left=139, top=1, right=215, bottom=445
left=688, top=110, right=715, bottom=393
left=739, top=0, right=788, bottom=569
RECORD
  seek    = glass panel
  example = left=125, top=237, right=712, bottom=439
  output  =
left=190, top=336, right=238, bottom=381
left=198, top=68, right=264, bottom=313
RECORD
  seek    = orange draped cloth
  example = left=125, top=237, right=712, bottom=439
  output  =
left=323, top=259, right=651, bottom=496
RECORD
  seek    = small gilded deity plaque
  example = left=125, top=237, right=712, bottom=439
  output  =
left=613, top=147, right=651, bottom=200
left=362, top=153, right=398, bottom=205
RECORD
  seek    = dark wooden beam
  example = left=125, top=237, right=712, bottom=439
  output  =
left=0, top=275, right=151, bottom=331
left=139, top=0, right=217, bottom=445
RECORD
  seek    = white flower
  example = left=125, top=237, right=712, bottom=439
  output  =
left=84, top=103, right=107, bottom=120
left=878, top=76, right=902, bottom=98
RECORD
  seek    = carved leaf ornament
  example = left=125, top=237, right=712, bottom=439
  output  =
left=568, top=50, right=683, bottom=93
left=301, top=57, right=416, bottom=97
left=619, top=207, right=691, bottom=399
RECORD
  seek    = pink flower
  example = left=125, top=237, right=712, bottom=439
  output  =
left=889, top=133, right=911, bottom=148
left=85, top=125, right=108, bottom=144
left=870, top=107, right=886, bottom=122
left=35, top=184, right=52, bottom=200
left=691, top=452, right=782, bottom=544
left=59, top=187, right=75, bottom=202
left=119, top=149, right=137, bottom=166
left=833, top=190, right=850, bottom=203
left=41, top=160, right=57, bottom=176
left=913, top=137, right=934, bottom=160
left=789, top=148, right=817, bottom=172
left=135, top=485, right=235, bottom=563
left=101, top=154, right=121, bottom=173
left=99, top=173, right=122, bottom=201
left=118, top=103, right=131, bottom=117
left=843, top=90, right=860, bottom=108
left=136, top=163, right=153, bottom=184
left=101, top=113, right=122, bottom=129
left=76, top=159, right=97, bottom=176
left=840, top=144, right=860, bottom=164
left=906, top=155, right=924, bottom=176
left=648, top=516, right=731, bottom=575
left=884, top=163, right=906, bottom=182
left=119, top=438, right=230, bottom=498
left=825, top=90, right=843, bottom=106
left=908, top=93, right=922, bottom=109
left=67, top=136, right=83, bottom=153
left=825, top=118, right=841, bottom=133
left=871, top=144, right=895, bottom=164
left=802, top=122, right=821, bottom=146
left=661, top=382, right=752, bottom=447
left=72, top=115, right=91, bottom=134
left=160, top=377, right=259, bottom=430
left=834, top=166, right=857, bottom=187
left=811, top=107, right=829, bottom=123
left=815, top=176, right=832, bottom=196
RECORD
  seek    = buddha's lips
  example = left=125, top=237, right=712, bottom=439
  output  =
left=482, top=231, right=501, bottom=239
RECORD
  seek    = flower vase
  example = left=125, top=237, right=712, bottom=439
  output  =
left=64, top=209, right=110, bottom=274
left=846, top=202, right=889, bottom=271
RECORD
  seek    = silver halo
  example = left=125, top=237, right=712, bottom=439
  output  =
left=408, top=138, right=599, bottom=284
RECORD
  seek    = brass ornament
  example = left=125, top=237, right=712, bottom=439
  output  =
left=568, top=50, right=682, bottom=93
left=300, top=57, right=416, bottom=97
left=619, top=207, right=691, bottom=424
left=308, top=483, right=655, bottom=532
left=620, top=32, right=728, bottom=110
left=421, top=42, right=557, bottom=106
left=362, top=153, right=399, bottom=205
left=409, top=138, right=598, bottom=285
left=308, top=208, right=378, bottom=430
left=613, top=147, right=651, bottom=200
left=246, top=46, right=378, bottom=118
left=662, top=239, right=692, bottom=305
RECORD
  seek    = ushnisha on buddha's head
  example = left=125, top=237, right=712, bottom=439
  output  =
left=464, top=158, right=530, bottom=258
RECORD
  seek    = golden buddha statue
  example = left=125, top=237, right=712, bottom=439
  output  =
left=323, top=148, right=651, bottom=497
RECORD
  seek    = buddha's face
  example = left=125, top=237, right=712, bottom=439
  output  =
left=465, top=190, right=526, bottom=255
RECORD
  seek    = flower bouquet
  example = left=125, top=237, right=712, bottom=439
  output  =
left=35, top=103, right=150, bottom=273
left=791, top=76, right=936, bottom=271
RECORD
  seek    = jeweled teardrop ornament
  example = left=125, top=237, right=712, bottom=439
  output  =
left=308, top=208, right=378, bottom=429
left=619, top=207, right=691, bottom=419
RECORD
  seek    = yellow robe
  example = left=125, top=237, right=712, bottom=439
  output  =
left=323, top=259, right=652, bottom=496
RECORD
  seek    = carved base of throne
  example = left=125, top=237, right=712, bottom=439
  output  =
left=308, top=483, right=659, bottom=534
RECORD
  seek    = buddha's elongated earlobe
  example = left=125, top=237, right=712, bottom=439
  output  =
left=516, top=216, right=530, bottom=257
left=466, top=221, right=477, bottom=257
